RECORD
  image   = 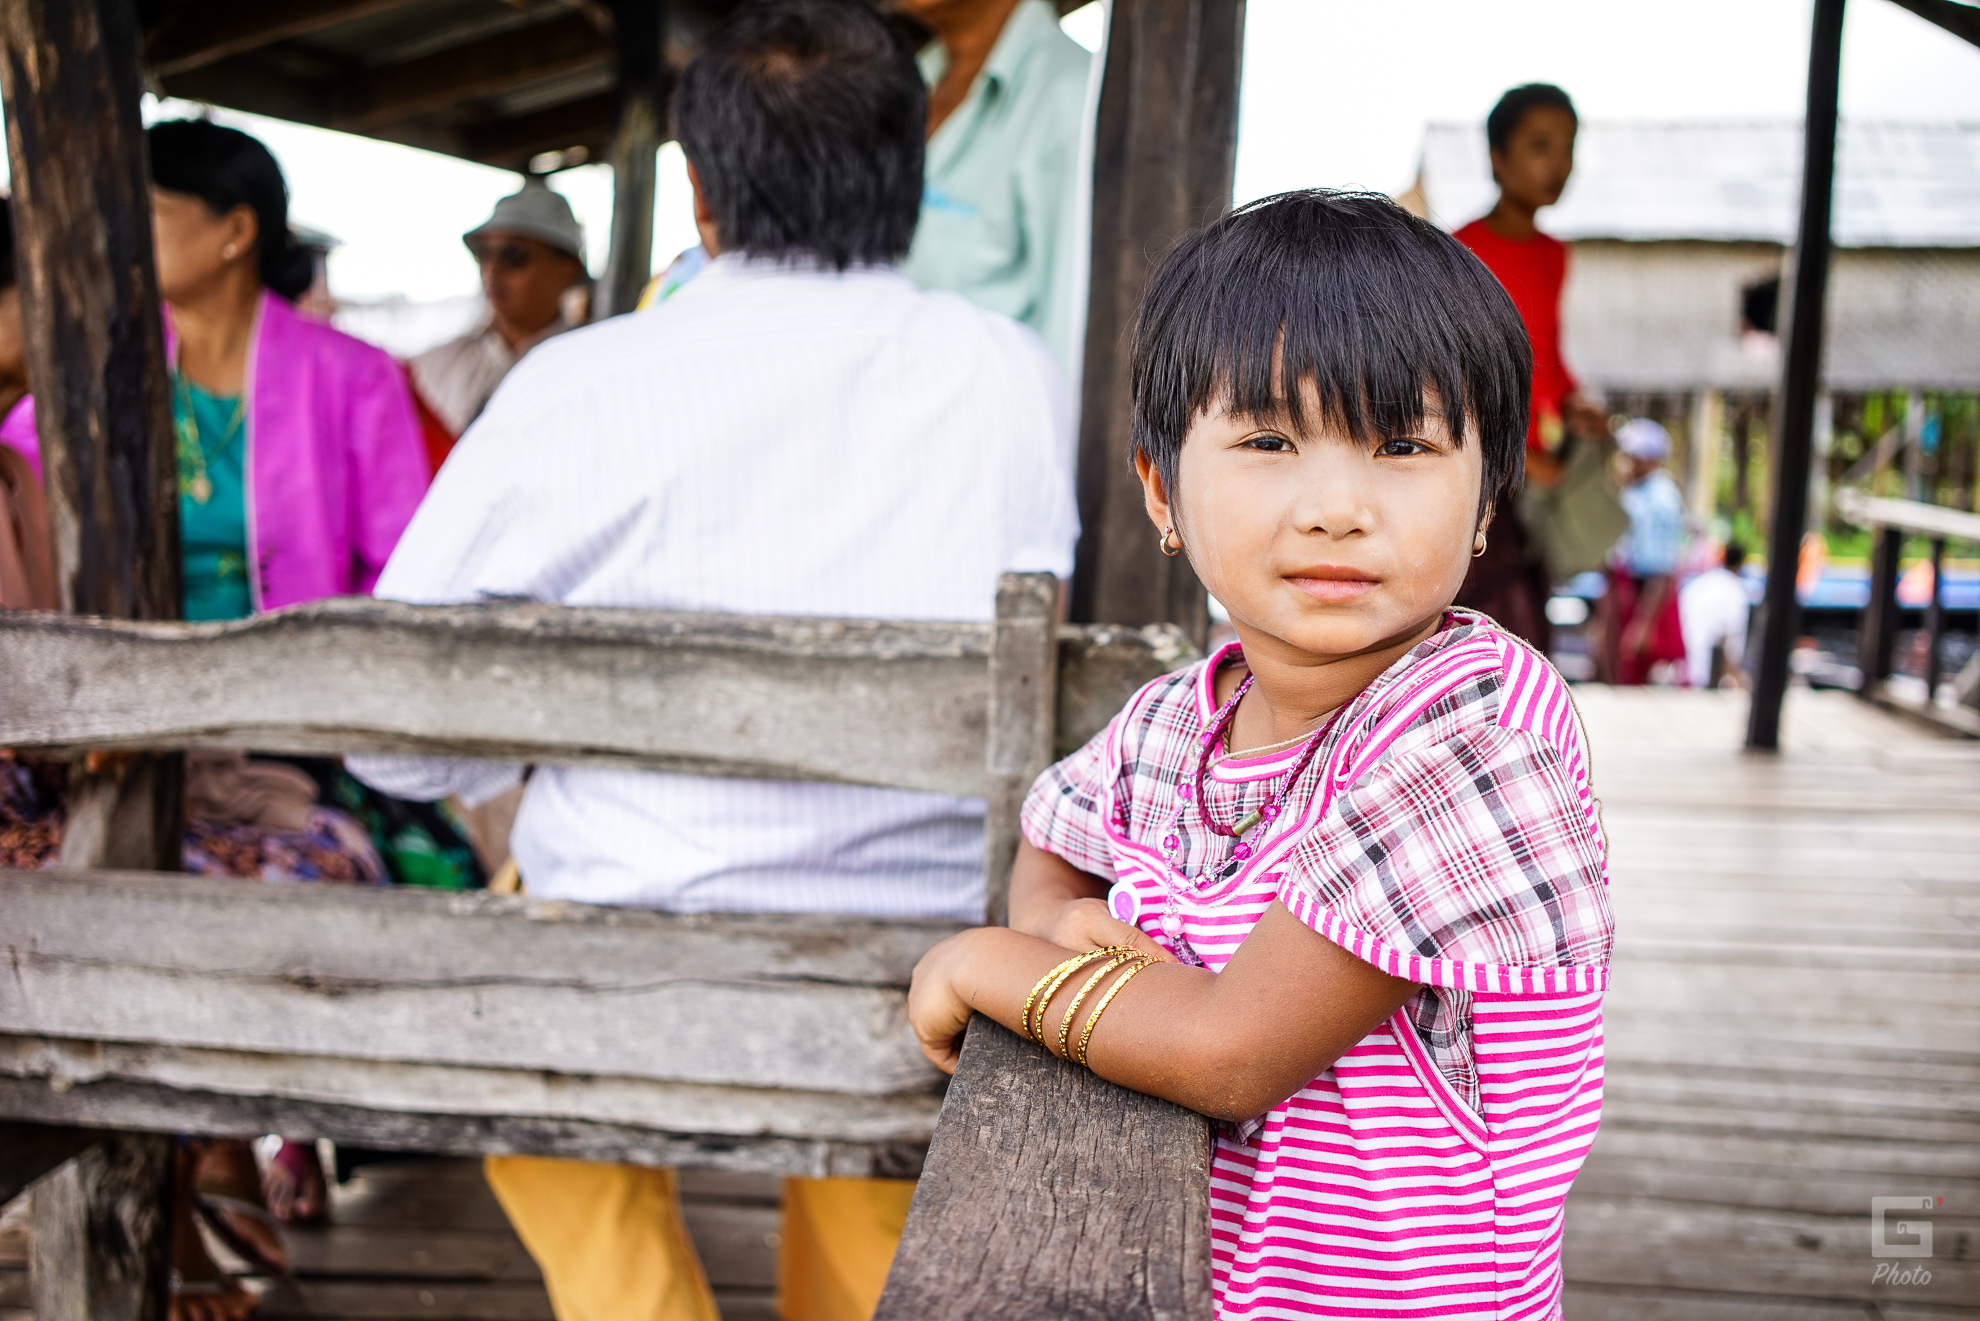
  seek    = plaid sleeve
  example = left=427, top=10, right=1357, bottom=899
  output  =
left=1280, top=724, right=1612, bottom=970
left=1019, top=724, right=1118, bottom=882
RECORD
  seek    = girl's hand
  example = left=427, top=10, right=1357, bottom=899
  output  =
left=907, top=931, right=978, bottom=1073
left=1024, top=896, right=1176, bottom=964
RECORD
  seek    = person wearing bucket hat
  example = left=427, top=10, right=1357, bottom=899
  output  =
left=1602, top=417, right=1689, bottom=684
left=407, top=184, right=588, bottom=468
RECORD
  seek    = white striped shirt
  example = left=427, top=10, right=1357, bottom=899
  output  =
left=351, top=255, right=1078, bottom=920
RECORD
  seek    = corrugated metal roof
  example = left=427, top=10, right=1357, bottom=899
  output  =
left=1418, top=120, right=1980, bottom=247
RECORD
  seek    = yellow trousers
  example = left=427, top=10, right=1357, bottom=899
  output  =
left=483, top=1156, right=914, bottom=1321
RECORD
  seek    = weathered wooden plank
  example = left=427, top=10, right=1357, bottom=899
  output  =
left=0, top=1075, right=924, bottom=1180
left=0, top=601, right=1190, bottom=798
left=0, top=1034, right=942, bottom=1146
left=873, top=1016, right=1213, bottom=1321
left=983, top=573, right=1060, bottom=924
left=28, top=1133, right=174, bottom=1321
left=0, top=600, right=995, bottom=796
left=1, top=870, right=955, bottom=1095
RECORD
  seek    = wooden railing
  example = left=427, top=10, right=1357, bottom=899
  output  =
left=1834, top=488, right=1980, bottom=736
left=0, top=574, right=1216, bottom=1319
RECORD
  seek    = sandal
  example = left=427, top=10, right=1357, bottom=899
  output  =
left=170, top=1271, right=260, bottom=1321
left=193, top=1192, right=294, bottom=1281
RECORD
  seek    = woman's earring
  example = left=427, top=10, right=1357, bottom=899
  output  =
left=1158, top=526, right=1183, bottom=557
left=222, top=245, right=238, bottom=260
left=1472, top=533, right=1489, bottom=559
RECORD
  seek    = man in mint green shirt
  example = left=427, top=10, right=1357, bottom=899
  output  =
left=900, top=0, right=1094, bottom=374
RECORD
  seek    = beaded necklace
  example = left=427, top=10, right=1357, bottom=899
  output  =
left=174, top=374, right=246, bottom=506
left=1151, top=666, right=1342, bottom=965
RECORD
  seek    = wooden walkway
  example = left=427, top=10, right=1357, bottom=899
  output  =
left=4, top=687, right=1977, bottom=1320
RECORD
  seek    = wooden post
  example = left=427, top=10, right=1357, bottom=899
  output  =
left=1923, top=537, right=1947, bottom=699
left=596, top=0, right=664, bottom=319
left=1746, top=0, right=1844, bottom=751
left=0, top=5, right=181, bottom=1311
left=29, top=1133, right=176, bottom=1321
left=0, top=0, right=178, bottom=620
left=1855, top=524, right=1900, bottom=698
left=983, top=573, right=1059, bottom=926
left=872, top=1017, right=1214, bottom=1321
left=1068, top=0, right=1245, bottom=647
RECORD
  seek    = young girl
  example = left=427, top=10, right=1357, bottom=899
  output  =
left=908, top=191, right=1614, bottom=1319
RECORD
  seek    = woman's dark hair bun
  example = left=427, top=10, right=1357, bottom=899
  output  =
left=147, top=118, right=314, bottom=302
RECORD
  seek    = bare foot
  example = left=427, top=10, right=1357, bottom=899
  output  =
left=172, top=1145, right=260, bottom=1321
left=261, top=1140, right=328, bottom=1225
left=189, top=1138, right=290, bottom=1275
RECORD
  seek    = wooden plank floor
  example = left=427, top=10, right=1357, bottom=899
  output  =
left=3, top=686, right=1976, bottom=1320
left=1562, top=687, right=1980, bottom=1321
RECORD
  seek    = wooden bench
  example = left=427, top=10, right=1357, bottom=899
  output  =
left=0, top=574, right=1214, bottom=1320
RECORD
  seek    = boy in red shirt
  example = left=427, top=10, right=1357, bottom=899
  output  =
left=1453, top=84, right=1607, bottom=649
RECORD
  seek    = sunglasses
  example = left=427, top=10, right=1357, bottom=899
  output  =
left=469, top=241, right=536, bottom=271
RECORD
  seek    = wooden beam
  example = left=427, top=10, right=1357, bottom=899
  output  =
left=331, top=12, right=610, bottom=134
left=1883, top=0, right=1980, bottom=47
left=29, top=1133, right=174, bottom=1321
left=144, top=0, right=424, bottom=77
left=982, top=573, right=1059, bottom=925
left=1747, top=0, right=1845, bottom=751
left=1068, top=0, right=1244, bottom=648
left=0, top=1121, right=96, bottom=1205
left=0, top=600, right=1190, bottom=797
left=461, top=92, right=617, bottom=171
left=1, top=868, right=960, bottom=1096
left=873, top=1016, right=1214, bottom=1320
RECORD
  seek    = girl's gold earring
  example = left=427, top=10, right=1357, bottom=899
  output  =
left=1472, top=535, right=1488, bottom=559
left=1158, top=526, right=1183, bottom=557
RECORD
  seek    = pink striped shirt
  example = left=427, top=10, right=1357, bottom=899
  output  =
left=1022, top=611, right=1613, bottom=1319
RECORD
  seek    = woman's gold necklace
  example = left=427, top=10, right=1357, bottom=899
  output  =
left=174, top=375, right=245, bottom=505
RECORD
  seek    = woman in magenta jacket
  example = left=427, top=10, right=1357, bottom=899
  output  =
left=146, top=118, right=429, bottom=1321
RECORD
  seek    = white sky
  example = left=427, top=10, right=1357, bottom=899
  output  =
left=3, top=0, right=1976, bottom=306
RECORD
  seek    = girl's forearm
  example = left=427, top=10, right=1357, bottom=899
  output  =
left=932, top=904, right=1420, bottom=1122
left=1005, top=838, right=1110, bottom=936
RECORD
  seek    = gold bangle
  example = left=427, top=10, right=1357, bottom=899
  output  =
left=1057, top=950, right=1143, bottom=1060
left=1021, top=948, right=1117, bottom=1044
left=1075, top=956, right=1154, bottom=1066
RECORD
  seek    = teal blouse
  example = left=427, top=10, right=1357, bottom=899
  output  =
left=176, top=379, right=252, bottom=622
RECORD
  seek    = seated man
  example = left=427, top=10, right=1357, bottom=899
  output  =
left=349, top=3, right=1077, bottom=1319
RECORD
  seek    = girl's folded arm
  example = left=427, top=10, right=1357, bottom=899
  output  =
left=908, top=896, right=1418, bottom=1121
left=1006, top=837, right=1170, bottom=964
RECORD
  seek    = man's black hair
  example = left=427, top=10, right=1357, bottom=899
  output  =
left=674, top=0, right=924, bottom=269
left=1131, top=190, right=1531, bottom=528
left=148, top=119, right=315, bottom=301
left=1486, top=84, right=1577, bottom=155
left=1722, top=542, right=1747, bottom=573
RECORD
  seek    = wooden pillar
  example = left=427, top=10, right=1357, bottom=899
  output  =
left=1068, top=0, right=1245, bottom=645
left=982, top=573, right=1059, bottom=927
left=1746, top=0, right=1844, bottom=751
left=29, top=1134, right=176, bottom=1321
left=597, top=0, right=665, bottom=319
left=0, top=6, right=180, bottom=1313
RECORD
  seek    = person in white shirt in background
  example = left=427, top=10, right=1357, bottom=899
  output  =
left=407, top=186, right=588, bottom=455
left=1681, top=541, right=1753, bottom=689
left=349, top=4, right=1077, bottom=1319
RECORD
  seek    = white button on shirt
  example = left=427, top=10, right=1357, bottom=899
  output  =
left=350, top=255, right=1079, bottom=921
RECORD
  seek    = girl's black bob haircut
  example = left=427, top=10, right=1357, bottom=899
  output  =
left=1130, top=189, right=1532, bottom=525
